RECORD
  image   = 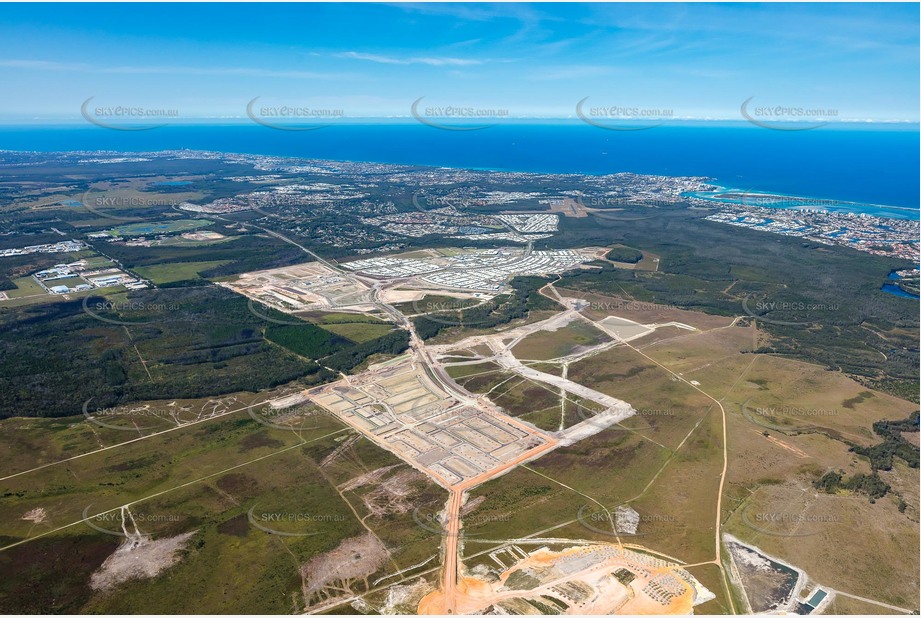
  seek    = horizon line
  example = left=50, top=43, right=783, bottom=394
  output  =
left=1, top=117, right=919, bottom=126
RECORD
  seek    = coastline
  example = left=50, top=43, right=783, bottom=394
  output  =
left=1, top=144, right=917, bottom=223
left=0, top=122, right=917, bottom=211
left=684, top=186, right=920, bottom=221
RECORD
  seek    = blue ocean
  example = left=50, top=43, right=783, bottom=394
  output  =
left=0, top=122, right=918, bottom=217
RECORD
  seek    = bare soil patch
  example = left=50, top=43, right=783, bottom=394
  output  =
left=90, top=531, right=196, bottom=592
left=300, top=533, right=390, bottom=605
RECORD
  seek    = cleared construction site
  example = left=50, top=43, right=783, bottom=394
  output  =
left=307, top=355, right=554, bottom=490
left=220, top=262, right=375, bottom=313
left=418, top=542, right=714, bottom=615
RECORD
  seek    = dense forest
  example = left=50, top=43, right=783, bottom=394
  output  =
left=323, top=330, right=410, bottom=373
left=605, top=246, right=644, bottom=263
left=264, top=321, right=351, bottom=359
left=0, top=286, right=323, bottom=418
left=413, top=276, right=560, bottom=341
left=0, top=278, right=419, bottom=419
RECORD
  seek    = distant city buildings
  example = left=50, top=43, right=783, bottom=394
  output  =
left=32, top=257, right=147, bottom=295
left=0, top=239, right=86, bottom=258
left=701, top=204, right=918, bottom=261
left=343, top=248, right=592, bottom=291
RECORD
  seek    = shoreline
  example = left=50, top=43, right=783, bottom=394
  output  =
left=684, top=186, right=920, bottom=221
left=1, top=146, right=917, bottom=222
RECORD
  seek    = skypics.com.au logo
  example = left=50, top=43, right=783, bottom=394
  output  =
left=80, top=187, right=184, bottom=223
left=741, top=294, right=840, bottom=327
left=81, top=97, right=179, bottom=131
left=411, top=97, right=509, bottom=131
left=246, top=97, right=345, bottom=131
left=576, top=97, right=674, bottom=131
left=741, top=97, right=838, bottom=131
left=247, top=505, right=346, bottom=537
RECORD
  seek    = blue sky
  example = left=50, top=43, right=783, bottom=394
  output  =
left=0, top=2, right=918, bottom=122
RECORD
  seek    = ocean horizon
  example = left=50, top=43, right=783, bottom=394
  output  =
left=1, top=122, right=918, bottom=216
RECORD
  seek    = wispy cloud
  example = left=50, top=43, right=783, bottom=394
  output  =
left=387, top=2, right=542, bottom=24
left=527, top=65, right=622, bottom=81
left=0, top=59, right=83, bottom=70
left=0, top=59, right=350, bottom=79
left=333, top=51, right=483, bottom=66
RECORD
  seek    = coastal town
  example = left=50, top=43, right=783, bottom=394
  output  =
left=700, top=200, right=919, bottom=261
left=155, top=149, right=921, bottom=262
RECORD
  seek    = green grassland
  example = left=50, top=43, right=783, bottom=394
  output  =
left=445, top=360, right=503, bottom=380
left=3, top=275, right=44, bottom=298
left=626, top=404, right=724, bottom=564
left=510, top=319, right=612, bottom=361
left=0, top=407, right=443, bottom=613
left=104, top=219, right=214, bottom=237
left=466, top=428, right=674, bottom=545
left=294, top=313, right=395, bottom=344
left=639, top=325, right=917, bottom=448
left=464, top=466, right=582, bottom=542
left=0, top=413, right=343, bottom=545
left=391, top=294, right=482, bottom=317
left=516, top=404, right=568, bottom=432
left=626, top=318, right=920, bottom=610
left=0, top=282, right=102, bottom=308
left=444, top=362, right=592, bottom=432
left=568, top=344, right=720, bottom=450
left=0, top=391, right=274, bottom=476
left=81, top=256, right=117, bottom=268
left=98, top=229, right=322, bottom=280
left=317, top=321, right=395, bottom=343
left=133, top=260, right=232, bottom=284
left=722, top=422, right=920, bottom=610
left=300, top=311, right=379, bottom=324
left=825, top=595, right=904, bottom=615
left=453, top=364, right=516, bottom=394
left=685, top=563, right=735, bottom=615
left=550, top=211, right=918, bottom=401
left=486, top=377, right=564, bottom=431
